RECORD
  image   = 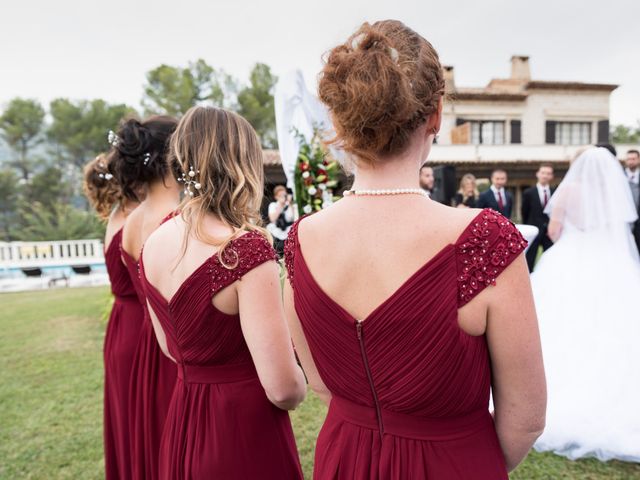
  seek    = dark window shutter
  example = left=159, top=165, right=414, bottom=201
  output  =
left=597, top=120, right=610, bottom=144
left=545, top=121, right=557, bottom=144
left=510, top=120, right=522, bottom=144
left=456, top=118, right=466, bottom=126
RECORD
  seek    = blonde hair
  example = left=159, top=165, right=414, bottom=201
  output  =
left=170, top=106, right=270, bottom=268
left=458, top=173, right=479, bottom=199
left=83, top=153, right=121, bottom=220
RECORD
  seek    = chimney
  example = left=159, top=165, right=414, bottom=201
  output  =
left=510, top=55, right=531, bottom=81
left=443, top=65, right=455, bottom=93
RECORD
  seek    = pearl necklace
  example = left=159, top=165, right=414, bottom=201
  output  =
left=343, top=188, right=430, bottom=198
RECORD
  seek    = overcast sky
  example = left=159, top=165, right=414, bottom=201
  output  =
left=1, top=0, right=638, bottom=125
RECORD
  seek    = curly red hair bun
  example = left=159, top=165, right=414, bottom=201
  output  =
left=319, top=20, right=444, bottom=165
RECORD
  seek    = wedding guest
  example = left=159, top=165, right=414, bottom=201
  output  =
left=477, top=168, right=513, bottom=218
left=625, top=149, right=640, bottom=254
left=140, top=106, right=305, bottom=479
left=453, top=173, right=478, bottom=208
left=521, top=164, right=555, bottom=272
left=284, top=20, right=545, bottom=478
left=108, top=115, right=179, bottom=480
left=267, top=185, right=294, bottom=255
left=419, top=163, right=434, bottom=196
left=84, top=154, right=143, bottom=480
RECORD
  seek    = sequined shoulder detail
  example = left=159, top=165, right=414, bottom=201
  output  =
left=284, top=219, right=302, bottom=287
left=209, top=231, right=278, bottom=294
left=456, top=209, right=528, bottom=307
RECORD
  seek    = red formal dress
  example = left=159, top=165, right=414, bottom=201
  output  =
left=123, top=219, right=178, bottom=480
left=103, top=228, right=145, bottom=480
left=285, top=208, right=528, bottom=479
left=139, top=231, right=303, bottom=480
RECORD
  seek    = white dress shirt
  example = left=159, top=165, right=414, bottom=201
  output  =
left=625, top=168, right=639, bottom=185
left=490, top=185, right=506, bottom=204
left=536, top=183, right=551, bottom=207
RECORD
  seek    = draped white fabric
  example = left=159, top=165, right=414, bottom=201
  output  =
left=274, top=70, right=335, bottom=189
left=533, top=146, right=640, bottom=461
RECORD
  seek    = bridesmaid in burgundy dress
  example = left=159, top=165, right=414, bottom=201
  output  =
left=108, top=116, right=180, bottom=479
left=283, top=21, right=546, bottom=479
left=84, top=154, right=143, bottom=480
left=139, top=106, right=305, bottom=479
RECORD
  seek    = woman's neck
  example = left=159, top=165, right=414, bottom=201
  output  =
left=350, top=152, right=424, bottom=191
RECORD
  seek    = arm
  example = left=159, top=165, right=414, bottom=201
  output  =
left=283, top=280, right=332, bottom=405
left=237, top=260, right=307, bottom=410
left=483, top=255, right=546, bottom=472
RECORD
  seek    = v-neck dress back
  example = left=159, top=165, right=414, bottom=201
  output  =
left=140, top=231, right=303, bottom=480
left=285, top=208, right=527, bottom=479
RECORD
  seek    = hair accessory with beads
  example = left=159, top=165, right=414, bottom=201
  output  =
left=143, top=152, right=151, bottom=166
left=178, top=165, right=202, bottom=197
left=107, top=130, right=120, bottom=147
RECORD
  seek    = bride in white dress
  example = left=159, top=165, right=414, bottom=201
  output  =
left=532, top=146, right=640, bottom=462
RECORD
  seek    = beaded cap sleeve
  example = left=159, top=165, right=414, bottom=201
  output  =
left=456, top=209, right=528, bottom=307
left=210, top=231, right=278, bottom=294
left=283, top=218, right=303, bottom=287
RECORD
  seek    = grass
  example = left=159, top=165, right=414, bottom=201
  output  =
left=1, top=287, right=639, bottom=479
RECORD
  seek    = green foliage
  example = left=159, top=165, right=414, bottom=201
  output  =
left=21, top=166, right=69, bottom=208
left=48, top=98, right=136, bottom=168
left=0, top=168, right=20, bottom=240
left=15, top=202, right=105, bottom=241
left=611, top=122, right=640, bottom=144
left=142, top=59, right=237, bottom=116
left=237, top=63, right=278, bottom=148
left=0, top=98, right=45, bottom=179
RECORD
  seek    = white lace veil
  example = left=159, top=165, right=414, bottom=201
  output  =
left=544, top=147, right=638, bottom=231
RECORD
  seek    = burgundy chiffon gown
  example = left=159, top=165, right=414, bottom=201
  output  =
left=139, top=231, right=303, bottom=480
left=123, top=216, right=178, bottom=480
left=103, top=228, right=145, bottom=480
left=285, top=208, right=528, bottom=479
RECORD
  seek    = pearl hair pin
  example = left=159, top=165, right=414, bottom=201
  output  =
left=343, top=188, right=430, bottom=198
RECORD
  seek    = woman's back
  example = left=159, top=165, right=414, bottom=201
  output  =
left=286, top=204, right=527, bottom=478
left=285, top=19, right=545, bottom=478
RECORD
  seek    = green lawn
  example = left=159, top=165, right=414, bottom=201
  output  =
left=1, top=287, right=639, bottom=479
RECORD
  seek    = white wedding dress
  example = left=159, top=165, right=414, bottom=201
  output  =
left=532, top=147, right=640, bottom=462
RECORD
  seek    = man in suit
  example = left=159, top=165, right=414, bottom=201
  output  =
left=477, top=168, right=513, bottom=218
left=521, top=164, right=555, bottom=272
left=419, top=164, right=434, bottom=197
left=625, top=149, right=640, bottom=255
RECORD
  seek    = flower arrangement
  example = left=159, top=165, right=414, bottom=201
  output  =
left=293, top=126, right=340, bottom=214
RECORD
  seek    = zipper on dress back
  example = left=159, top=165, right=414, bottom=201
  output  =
left=356, top=320, right=384, bottom=438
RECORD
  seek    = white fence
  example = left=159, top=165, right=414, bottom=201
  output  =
left=0, top=239, right=105, bottom=269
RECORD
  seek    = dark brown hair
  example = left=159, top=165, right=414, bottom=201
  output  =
left=83, top=154, right=121, bottom=220
left=108, top=115, right=178, bottom=201
left=628, top=149, right=640, bottom=157
left=318, top=20, right=445, bottom=165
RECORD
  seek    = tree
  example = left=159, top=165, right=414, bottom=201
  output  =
left=15, top=202, right=105, bottom=241
left=142, top=59, right=237, bottom=116
left=0, top=169, right=19, bottom=240
left=0, top=98, right=45, bottom=179
left=611, top=122, right=640, bottom=144
left=47, top=98, right=136, bottom=168
left=22, top=166, right=69, bottom=209
left=237, top=63, right=278, bottom=148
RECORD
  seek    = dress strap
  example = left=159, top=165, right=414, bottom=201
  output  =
left=284, top=218, right=305, bottom=287
left=455, top=209, right=528, bottom=307
left=210, top=231, right=278, bottom=294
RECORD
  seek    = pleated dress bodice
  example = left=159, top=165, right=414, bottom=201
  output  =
left=285, top=208, right=528, bottom=479
left=140, top=231, right=303, bottom=480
